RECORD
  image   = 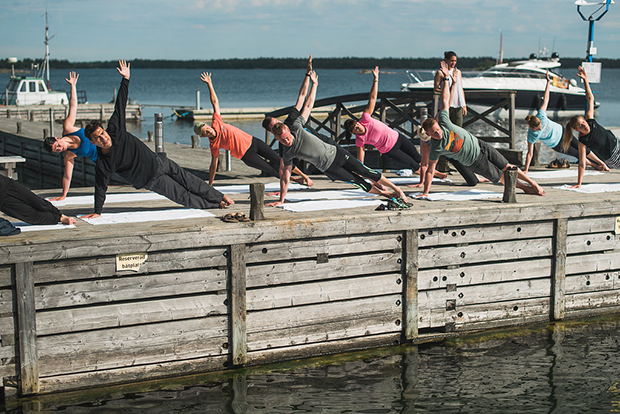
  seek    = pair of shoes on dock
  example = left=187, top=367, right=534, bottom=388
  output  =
left=222, top=212, right=251, bottom=223
left=377, top=197, right=413, bottom=211
left=547, top=158, right=570, bottom=169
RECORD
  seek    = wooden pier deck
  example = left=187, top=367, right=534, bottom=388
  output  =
left=1, top=154, right=620, bottom=398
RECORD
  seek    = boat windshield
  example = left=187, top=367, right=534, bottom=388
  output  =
left=5, top=78, right=20, bottom=92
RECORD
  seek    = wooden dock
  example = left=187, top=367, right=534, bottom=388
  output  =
left=1, top=161, right=620, bottom=399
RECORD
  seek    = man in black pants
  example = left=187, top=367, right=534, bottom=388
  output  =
left=0, top=175, right=76, bottom=225
left=82, top=60, right=233, bottom=219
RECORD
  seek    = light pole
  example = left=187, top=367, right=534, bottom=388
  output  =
left=576, top=0, right=613, bottom=62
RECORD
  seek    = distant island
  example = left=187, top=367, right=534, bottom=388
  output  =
left=2, top=57, right=620, bottom=71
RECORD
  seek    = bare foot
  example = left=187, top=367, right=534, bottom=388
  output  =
left=60, top=214, right=76, bottom=225
left=520, top=183, right=545, bottom=196
left=433, top=171, right=448, bottom=179
left=291, top=176, right=314, bottom=186
left=407, top=182, right=423, bottom=188
left=266, top=191, right=280, bottom=197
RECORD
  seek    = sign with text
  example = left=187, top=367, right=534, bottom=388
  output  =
left=581, top=62, right=602, bottom=83
left=116, top=253, right=148, bottom=272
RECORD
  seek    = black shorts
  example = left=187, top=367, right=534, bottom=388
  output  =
left=468, top=140, right=508, bottom=184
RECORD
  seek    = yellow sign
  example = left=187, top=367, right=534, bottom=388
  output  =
left=116, top=253, right=148, bottom=272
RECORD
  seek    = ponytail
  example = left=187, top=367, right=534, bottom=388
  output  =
left=524, top=114, right=540, bottom=129
left=563, top=116, right=581, bottom=152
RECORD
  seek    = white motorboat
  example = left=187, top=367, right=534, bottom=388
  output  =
left=401, top=53, right=595, bottom=119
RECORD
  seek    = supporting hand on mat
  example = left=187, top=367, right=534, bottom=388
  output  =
left=60, top=215, right=77, bottom=225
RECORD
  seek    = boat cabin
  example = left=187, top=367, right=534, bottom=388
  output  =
left=3, top=76, right=69, bottom=106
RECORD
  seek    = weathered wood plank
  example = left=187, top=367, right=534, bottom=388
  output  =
left=36, top=316, right=229, bottom=377
left=567, top=216, right=616, bottom=235
left=0, top=265, right=11, bottom=287
left=35, top=294, right=228, bottom=336
left=15, top=261, right=38, bottom=395
left=33, top=247, right=228, bottom=284
left=565, top=272, right=617, bottom=294
left=245, top=233, right=401, bottom=264
left=565, top=252, right=620, bottom=275
left=38, top=355, right=229, bottom=394
left=565, top=290, right=620, bottom=312
left=403, top=229, right=418, bottom=340
left=247, top=312, right=401, bottom=351
left=246, top=251, right=400, bottom=288
left=419, top=238, right=552, bottom=268
left=246, top=295, right=401, bottom=335
left=566, top=232, right=619, bottom=255
left=35, top=268, right=227, bottom=310
left=247, top=273, right=401, bottom=311
left=418, top=258, right=552, bottom=290
left=0, top=287, right=13, bottom=314
left=418, top=221, right=553, bottom=247
left=419, top=278, right=551, bottom=310
left=229, top=244, right=247, bottom=366
left=552, top=218, right=567, bottom=320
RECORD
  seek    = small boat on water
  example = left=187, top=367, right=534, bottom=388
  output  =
left=401, top=53, right=596, bottom=119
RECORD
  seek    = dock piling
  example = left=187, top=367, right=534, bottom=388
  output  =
left=502, top=169, right=517, bottom=203
left=249, top=183, right=265, bottom=221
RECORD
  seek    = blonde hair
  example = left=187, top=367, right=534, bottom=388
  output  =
left=563, top=116, right=583, bottom=152
left=525, top=114, right=541, bottom=129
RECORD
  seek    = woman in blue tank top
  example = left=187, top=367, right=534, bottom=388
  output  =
left=43, top=72, right=98, bottom=201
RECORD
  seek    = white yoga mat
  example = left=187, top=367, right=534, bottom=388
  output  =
left=50, top=192, right=168, bottom=207
left=282, top=189, right=376, bottom=202
left=214, top=183, right=305, bottom=194
left=410, top=189, right=502, bottom=201
left=80, top=209, right=215, bottom=225
left=14, top=222, right=76, bottom=232
left=279, top=198, right=383, bottom=213
left=390, top=177, right=452, bottom=185
left=526, top=170, right=603, bottom=179
left=553, top=183, right=620, bottom=193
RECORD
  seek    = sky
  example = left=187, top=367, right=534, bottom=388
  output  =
left=1, top=0, right=619, bottom=62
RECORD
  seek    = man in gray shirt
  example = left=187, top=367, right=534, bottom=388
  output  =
left=263, top=60, right=407, bottom=207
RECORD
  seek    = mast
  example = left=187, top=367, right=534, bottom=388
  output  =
left=43, top=11, right=56, bottom=89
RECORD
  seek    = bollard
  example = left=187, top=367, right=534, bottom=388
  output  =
left=49, top=107, right=55, bottom=137
left=154, top=113, right=164, bottom=153
left=249, top=183, right=265, bottom=221
left=16, top=122, right=21, bottom=134
left=191, top=135, right=199, bottom=149
left=147, top=131, right=153, bottom=143
left=502, top=169, right=518, bottom=203
left=43, top=128, right=49, bottom=139
left=531, top=141, right=542, bottom=167
left=196, top=90, right=200, bottom=110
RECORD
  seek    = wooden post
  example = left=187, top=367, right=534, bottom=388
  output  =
left=249, top=183, right=265, bottom=221
left=16, top=122, right=21, bottom=134
left=15, top=262, right=39, bottom=395
left=531, top=142, right=542, bottom=167
left=508, top=92, right=516, bottom=149
left=403, top=230, right=419, bottom=341
left=551, top=218, right=568, bottom=320
left=191, top=135, right=199, bottom=149
left=147, top=131, right=153, bottom=143
left=502, top=169, right=517, bottom=203
left=229, top=244, right=247, bottom=366
left=43, top=129, right=48, bottom=139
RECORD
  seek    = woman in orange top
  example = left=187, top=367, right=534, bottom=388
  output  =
left=195, top=72, right=313, bottom=187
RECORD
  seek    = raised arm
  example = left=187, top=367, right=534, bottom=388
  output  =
left=200, top=72, right=220, bottom=114
left=364, top=66, right=379, bottom=115
left=294, top=55, right=313, bottom=111
left=108, top=60, right=130, bottom=133
left=300, top=71, right=318, bottom=121
left=439, top=61, right=453, bottom=112
left=577, top=66, right=595, bottom=119
left=62, top=72, right=80, bottom=134
left=540, top=70, right=552, bottom=112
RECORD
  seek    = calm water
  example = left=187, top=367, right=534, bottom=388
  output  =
left=1, top=315, right=619, bottom=413
left=2, top=67, right=619, bottom=153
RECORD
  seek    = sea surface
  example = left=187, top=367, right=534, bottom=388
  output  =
left=2, top=67, right=619, bottom=157
left=1, top=315, right=619, bottom=413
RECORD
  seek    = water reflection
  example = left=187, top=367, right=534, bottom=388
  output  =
left=2, top=315, right=619, bottom=413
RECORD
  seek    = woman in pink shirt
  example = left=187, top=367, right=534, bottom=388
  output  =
left=344, top=66, right=446, bottom=181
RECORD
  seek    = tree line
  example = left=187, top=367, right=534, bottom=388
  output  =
left=2, top=57, right=620, bottom=71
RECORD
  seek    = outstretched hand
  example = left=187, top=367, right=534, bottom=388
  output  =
left=307, top=54, right=313, bottom=73
left=372, top=66, right=379, bottom=81
left=117, top=59, right=130, bottom=79
left=576, top=66, right=588, bottom=82
left=439, top=60, right=450, bottom=78
left=309, top=70, right=318, bottom=84
left=545, top=70, right=551, bottom=82
left=65, top=71, right=79, bottom=86
left=200, top=72, right=212, bottom=85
